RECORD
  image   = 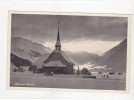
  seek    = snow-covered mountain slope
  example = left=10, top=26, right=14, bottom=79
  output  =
left=11, top=37, right=51, bottom=62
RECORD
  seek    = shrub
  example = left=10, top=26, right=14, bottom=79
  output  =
left=81, top=68, right=89, bottom=75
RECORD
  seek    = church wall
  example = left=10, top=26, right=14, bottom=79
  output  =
left=64, top=65, right=74, bottom=74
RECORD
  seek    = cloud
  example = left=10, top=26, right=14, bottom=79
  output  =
left=11, top=14, right=128, bottom=43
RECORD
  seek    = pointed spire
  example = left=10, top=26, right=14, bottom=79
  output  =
left=55, top=22, right=61, bottom=50
left=57, top=22, right=60, bottom=41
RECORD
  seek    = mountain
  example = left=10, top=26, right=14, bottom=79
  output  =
left=11, top=37, right=99, bottom=65
left=11, top=37, right=51, bottom=62
left=11, top=36, right=127, bottom=73
left=66, top=51, right=99, bottom=65
left=91, top=39, right=127, bottom=73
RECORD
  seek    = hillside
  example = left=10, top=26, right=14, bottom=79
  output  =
left=91, top=39, right=127, bottom=73
left=11, top=37, right=51, bottom=62
left=11, top=53, right=32, bottom=67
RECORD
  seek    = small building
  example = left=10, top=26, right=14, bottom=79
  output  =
left=20, top=66, right=30, bottom=71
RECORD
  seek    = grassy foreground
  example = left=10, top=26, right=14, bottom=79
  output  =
left=10, top=73, right=126, bottom=90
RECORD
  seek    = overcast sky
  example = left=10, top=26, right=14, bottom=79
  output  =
left=11, top=14, right=128, bottom=55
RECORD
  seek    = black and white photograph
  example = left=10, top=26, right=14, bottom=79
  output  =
left=8, top=12, right=130, bottom=91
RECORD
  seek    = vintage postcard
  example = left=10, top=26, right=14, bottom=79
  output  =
left=7, top=11, right=131, bottom=92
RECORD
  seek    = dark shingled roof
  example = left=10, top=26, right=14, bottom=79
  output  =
left=43, top=60, right=66, bottom=67
left=52, top=49, right=75, bottom=64
left=32, top=50, right=75, bottom=69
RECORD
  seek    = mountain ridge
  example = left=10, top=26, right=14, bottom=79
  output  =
left=11, top=37, right=51, bottom=62
left=90, top=39, right=127, bottom=73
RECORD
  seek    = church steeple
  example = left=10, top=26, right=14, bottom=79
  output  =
left=55, top=22, right=61, bottom=50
